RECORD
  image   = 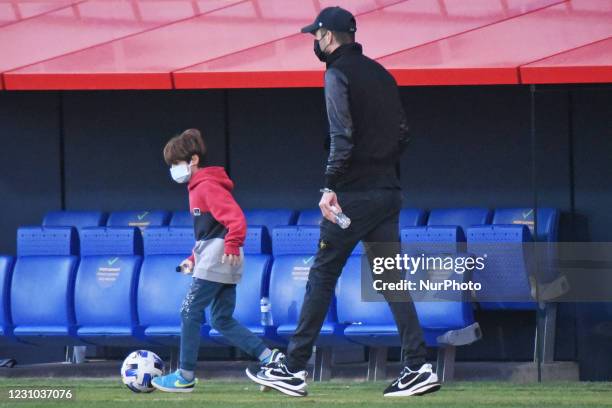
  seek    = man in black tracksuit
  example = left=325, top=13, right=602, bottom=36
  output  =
left=246, top=7, right=440, bottom=398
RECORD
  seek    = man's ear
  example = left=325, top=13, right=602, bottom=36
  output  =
left=327, top=30, right=336, bottom=46
left=191, top=154, right=200, bottom=167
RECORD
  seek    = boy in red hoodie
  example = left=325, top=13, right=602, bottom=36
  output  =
left=152, top=129, right=282, bottom=393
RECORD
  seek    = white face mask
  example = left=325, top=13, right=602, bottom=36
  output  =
left=170, top=161, right=193, bottom=184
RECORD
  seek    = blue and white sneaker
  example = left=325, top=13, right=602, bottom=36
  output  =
left=263, top=349, right=285, bottom=366
left=260, top=349, right=285, bottom=392
left=246, top=359, right=308, bottom=397
left=151, top=370, right=197, bottom=393
left=383, top=363, right=440, bottom=397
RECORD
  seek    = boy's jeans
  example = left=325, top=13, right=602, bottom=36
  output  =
left=179, top=277, right=267, bottom=371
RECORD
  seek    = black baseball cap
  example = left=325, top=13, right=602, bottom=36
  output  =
left=300, top=6, right=357, bottom=34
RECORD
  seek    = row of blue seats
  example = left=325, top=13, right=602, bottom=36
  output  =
left=3, top=207, right=561, bottom=378
left=3, top=207, right=558, bottom=341
left=42, top=207, right=559, bottom=254
left=46, top=207, right=559, bottom=311
left=0, top=224, right=480, bottom=353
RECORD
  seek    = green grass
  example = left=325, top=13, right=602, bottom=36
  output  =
left=1, top=379, right=612, bottom=408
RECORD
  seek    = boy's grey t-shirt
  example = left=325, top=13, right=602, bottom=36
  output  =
left=192, top=238, right=244, bottom=284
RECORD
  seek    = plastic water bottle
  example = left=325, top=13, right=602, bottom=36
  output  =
left=72, top=346, right=87, bottom=364
left=175, top=264, right=192, bottom=275
left=260, top=297, right=273, bottom=326
left=331, top=206, right=351, bottom=229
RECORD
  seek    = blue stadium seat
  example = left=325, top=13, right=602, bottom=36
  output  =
left=43, top=210, right=107, bottom=230
left=337, top=254, right=480, bottom=381
left=338, top=256, right=477, bottom=344
left=428, top=208, right=492, bottom=232
left=138, top=227, right=216, bottom=346
left=401, top=208, right=491, bottom=254
left=296, top=209, right=322, bottom=226
left=468, top=208, right=560, bottom=363
left=399, top=208, right=428, bottom=228
left=106, top=210, right=170, bottom=230
left=468, top=224, right=534, bottom=310
left=337, top=257, right=398, bottom=345
left=244, top=225, right=271, bottom=255
left=266, top=226, right=347, bottom=347
left=273, top=225, right=364, bottom=256
left=244, top=210, right=297, bottom=251
left=169, top=211, right=192, bottom=227
left=492, top=208, right=559, bottom=242
left=74, top=227, right=144, bottom=345
left=209, top=227, right=272, bottom=344
left=11, top=227, right=80, bottom=345
left=43, top=210, right=108, bottom=254
left=468, top=208, right=560, bottom=310
left=401, top=226, right=465, bottom=254
left=244, top=209, right=297, bottom=231
left=0, top=256, right=15, bottom=344
left=271, top=226, right=319, bottom=255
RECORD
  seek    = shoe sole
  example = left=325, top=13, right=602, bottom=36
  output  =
left=245, top=368, right=307, bottom=397
left=414, top=383, right=441, bottom=396
left=384, top=381, right=441, bottom=397
left=151, top=382, right=195, bottom=393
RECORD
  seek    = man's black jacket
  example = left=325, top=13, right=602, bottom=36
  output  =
left=323, top=42, right=410, bottom=192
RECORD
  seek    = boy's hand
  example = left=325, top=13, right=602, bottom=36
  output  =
left=222, top=253, right=243, bottom=267
left=179, top=258, right=194, bottom=274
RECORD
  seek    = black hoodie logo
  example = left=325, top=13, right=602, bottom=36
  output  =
left=193, top=208, right=201, bottom=217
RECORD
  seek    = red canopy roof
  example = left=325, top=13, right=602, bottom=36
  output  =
left=1, top=0, right=611, bottom=90
left=379, top=0, right=612, bottom=85
left=0, top=0, right=81, bottom=28
left=521, top=36, right=612, bottom=83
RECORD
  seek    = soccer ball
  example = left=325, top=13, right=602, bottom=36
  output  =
left=120, top=350, right=164, bottom=393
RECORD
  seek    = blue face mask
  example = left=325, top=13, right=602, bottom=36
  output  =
left=170, top=161, right=193, bottom=184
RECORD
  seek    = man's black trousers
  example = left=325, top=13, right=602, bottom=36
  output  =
left=285, top=188, right=427, bottom=371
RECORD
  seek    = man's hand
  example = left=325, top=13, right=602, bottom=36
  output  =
left=319, top=191, right=342, bottom=223
left=179, top=258, right=194, bottom=274
left=222, top=253, right=243, bottom=267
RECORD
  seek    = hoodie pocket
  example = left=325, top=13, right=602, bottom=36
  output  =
left=193, top=238, right=243, bottom=280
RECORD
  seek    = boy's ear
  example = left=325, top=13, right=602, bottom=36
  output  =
left=191, top=154, right=200, bottom=167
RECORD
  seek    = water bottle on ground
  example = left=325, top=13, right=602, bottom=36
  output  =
left=260, top=297, right=273, bottom=326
